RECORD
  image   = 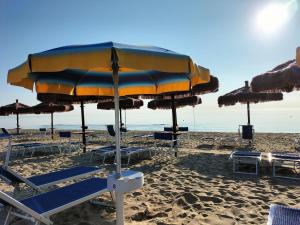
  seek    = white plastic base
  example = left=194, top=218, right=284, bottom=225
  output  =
left=108, top=170, right=144, bottom=193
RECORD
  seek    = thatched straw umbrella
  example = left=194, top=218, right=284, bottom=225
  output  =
left=218, top=81, right=283, bottom=125
left=19, top=103, right=74, bottom=139
left=148, top=95, right=201, bottom=156
left=37, top=93, right=109, bottom=152
left=0, top=99, right=30, bottom=134
left=97, top=97, right=143, bottom=130
left=251, top=48, right=300, bottom=93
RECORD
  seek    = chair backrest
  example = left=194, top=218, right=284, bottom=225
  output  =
left=107, top=125, right=115, bottom=137
left=0, top=166, right=24, bottom=185
left=1, top=128, right=9, bottom=135
left=178, top=127, right=188, bottom=132
left=164, top=127, right=188, bottom=132
left=59, top=131, right=72, bottom=138
left=154, top=132, right=174, bottom=140
left=241, top=125, right=253, bottom=140
left=0, top=191, right=52, bottom=225
left=268, top=204, right=300, bottom=225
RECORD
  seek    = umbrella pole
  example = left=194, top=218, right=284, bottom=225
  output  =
left=112, top=52, right=124, bottom=225
left=80, top=101, right=86, bottom=153
left=247, top=101, right=250, bottom=125
left=16, top=113, right=19, bottom=135
left=171, top=95, right=178, bottom=157
left=51, top=112, right=54, bottom=140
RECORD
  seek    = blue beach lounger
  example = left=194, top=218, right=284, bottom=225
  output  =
left=0, top=166, right=103, bottom=192
left=268, top=152, right=300, bottom=179
left=267, top=204, right=300, bottom=225
left=230, top=151, right=262, bottom=175
left=1, top=177, right=107, bottom=225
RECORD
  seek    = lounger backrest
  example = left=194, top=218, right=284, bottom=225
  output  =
left=40, top=128, right=47, bottom=132
left=0, top=191, right=52, bottom=225
left=241, top=125, right=253, bottom=140
left=0, top=166, right=23, bottom=184
left=1, top=128, right=9, bottom=135
left=0, top=166, right=39, bottom=190
left=154, top=132, right=174, bottom=140
left=268, top=204, right=300, bottom=225
left=59, top=131, right=72, bottom=138
left=164, top=127, right=188, bottom=132
left=107, top=125, right=115, bottom=137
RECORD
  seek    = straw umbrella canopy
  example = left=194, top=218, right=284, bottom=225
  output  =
left=37, top=93, right=111, bottom=152
left=97, top=97, right=143, bottom=130
left=7, top=42, right=211, bottom=225
left=218, top=81, right=283, bottom=125
left=19, top=102, right=74, bottom=139
left=0, top=99, right=30, bottom=134
left=251, top=59, right=300, bottom=93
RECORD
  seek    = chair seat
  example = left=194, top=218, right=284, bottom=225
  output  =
left=21, top=178, right=107, bottom=215
left=27, top=166, right=102, bottom=187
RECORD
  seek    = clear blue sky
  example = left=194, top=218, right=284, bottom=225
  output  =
left=1, top=0, right=300, bottom=132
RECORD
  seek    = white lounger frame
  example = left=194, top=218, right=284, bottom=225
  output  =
left=231, top=153, right=261, bottom=175
left=269, top=153, right=300, bottom=180
left=1, top=166, right=103, bottom=192
left=1, top=185, right=108, bottom=225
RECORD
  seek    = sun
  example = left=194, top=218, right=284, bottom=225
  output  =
left=255, top=0, right=297, bottom=35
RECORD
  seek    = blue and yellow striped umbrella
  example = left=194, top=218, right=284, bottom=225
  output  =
left=7, top=42, right=212, bottom=225
left=8, top=42, right=210, bottom=96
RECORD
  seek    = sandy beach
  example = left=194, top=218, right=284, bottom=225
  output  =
left=0, top=130, right=300, bottom=225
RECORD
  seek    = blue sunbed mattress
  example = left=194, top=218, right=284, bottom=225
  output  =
left=27, top=166, right=101, bottom=186
left=21, top=178, right=107, bottom=214
left=268, top=204, right=300, bottom=225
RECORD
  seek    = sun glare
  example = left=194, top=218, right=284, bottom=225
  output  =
left=255, top=0, right=297, bottom=35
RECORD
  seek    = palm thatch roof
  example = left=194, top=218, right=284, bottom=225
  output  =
left=251, top=59, right=300, bottom=93
left=37, top=93, right=112, bottom=104
left=148, top=96, right=201, bottom=110
left=97, top=98, right=143, bottom=110
left=218, top=81, right=283, bottom=107
left=0, top=101, right=30, bottom=115
left=19, top=103, right=74, bottom=114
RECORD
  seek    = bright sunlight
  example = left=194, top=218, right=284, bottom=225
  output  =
left=255, top=0, right=298, bottom=35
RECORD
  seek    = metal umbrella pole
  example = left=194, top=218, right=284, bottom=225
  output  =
left=112, top=50, right=124, bottom=225
left=171, top=94, right=178, bottom=157
left=51, top=112, right=54, bottom=140
left=80, top=101, right=87, bottom=153
left=245, top=81, right=251, bottom=125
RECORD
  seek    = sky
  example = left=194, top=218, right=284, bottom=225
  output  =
left=0, top=0, right=300, bottom=132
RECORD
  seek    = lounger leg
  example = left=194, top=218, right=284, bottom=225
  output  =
left=127, top=155, right=131, bottom=165
left=4, top=207, right=12, bottom=225
left=233, top=158, right=236, bottom=173
left=256, top=159, right=258, bottom=175
left=273, top=161, right=275, bottom=177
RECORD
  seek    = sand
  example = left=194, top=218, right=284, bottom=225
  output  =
left=0, top=130, right=300, bottom=225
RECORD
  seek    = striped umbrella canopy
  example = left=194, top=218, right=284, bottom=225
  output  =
left=0, top=99, right=30, bottom=134
left=7, top=42, right=211, bottom=225
left=97, top=97, right=143, bottom=131
left=251, top=48, right=300, bottom=93
left=218, top=81, right=283, bottom=125
left=19, top=103, right=74, bottom=139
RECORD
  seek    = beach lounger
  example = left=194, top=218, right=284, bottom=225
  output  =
left=154, top=132, right=180, bottom=156
left=230, top=151, right=262, bottom=175
left=238, top=125, right=255, bottom=145
left=0, top=165, right=103, bottom=192
left=1, top=177, right=107, bottom=225
left=90, top=145, right=126, bottom=164
left=268, top=152, right=300, bottom=179
left=58, top=131, right=81, bottom=153
left=120, top=147, right=150, bottom=165
left=267, top=204, right=300, bottom=225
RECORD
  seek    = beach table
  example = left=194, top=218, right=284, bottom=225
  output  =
left=268, top=152, right=300, bottom=179
left=230, top=151, right=262, bottom=175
